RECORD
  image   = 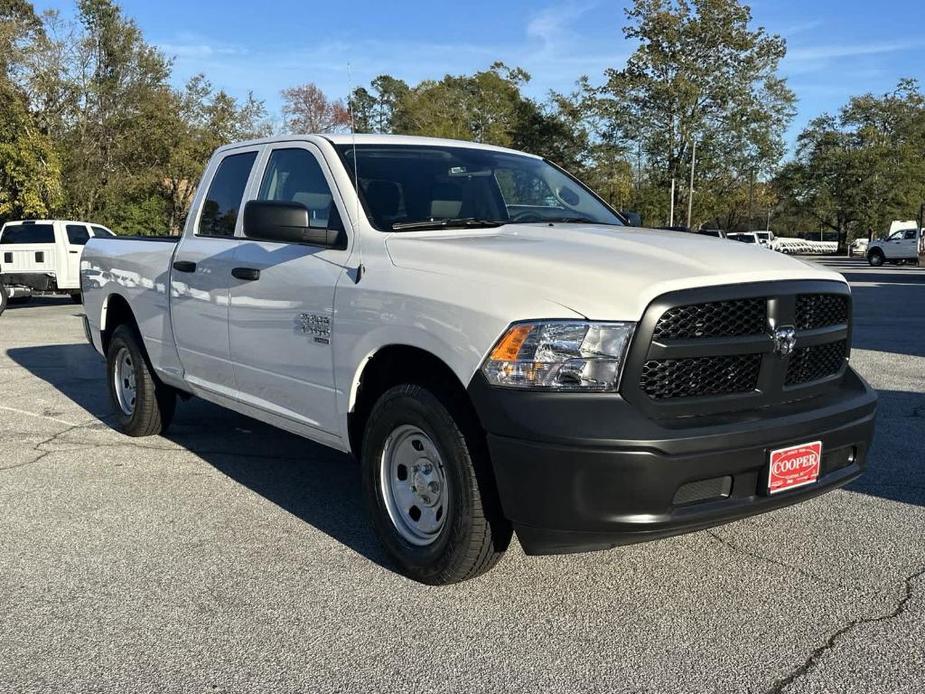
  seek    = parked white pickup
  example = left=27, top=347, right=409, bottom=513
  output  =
left=80, top=134, right=877, bottom=583
left=0, top=219, right=115, bottom=304
left=867, top=222, right=922, bottom=266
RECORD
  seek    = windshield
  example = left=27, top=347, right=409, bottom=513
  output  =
left=335, top=144, right=624, bottom=231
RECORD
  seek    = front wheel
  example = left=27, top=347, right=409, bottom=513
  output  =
left=361, top=384, right=511, bottom=584
left=106, top=324, right=175, bottom=436
left=868, top=250, right=884, bottom=266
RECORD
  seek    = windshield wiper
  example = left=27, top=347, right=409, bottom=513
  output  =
left=391, top=218, right=505, bottom=231
left=544, top=217, right=620, bottom=225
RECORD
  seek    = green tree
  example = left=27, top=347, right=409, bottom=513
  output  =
left=775, top=80, right=925, bottom=250
left=0, top=0, right=62, bottom=221
left=595, top=0, right=795, bottom=227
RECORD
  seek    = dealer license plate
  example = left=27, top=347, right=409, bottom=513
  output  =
left=768, top=441, right=822, bottom=494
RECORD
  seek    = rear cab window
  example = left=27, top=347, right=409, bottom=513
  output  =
left=91, top=226, right=115, bottom=237
left=0, top=224, right=56, bottom=244
left=66, top=224, right=91, bottom=245
left=198, top=151, right=258, bottom=237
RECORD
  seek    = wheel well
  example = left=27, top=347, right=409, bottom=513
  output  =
left=101, top=294, right=139, bottom=354
left=348, top=345, right=481, bottom=459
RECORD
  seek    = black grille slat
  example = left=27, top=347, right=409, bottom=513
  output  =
left=786, top=340, right=847, bottom=385
left=652, top=298, right=767, bottom=340
left=795, top=294, right=849, bottom=330
left=640, top=354, right=761, bottom=400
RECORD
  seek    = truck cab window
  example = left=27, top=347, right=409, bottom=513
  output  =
left=258, top=148, right=337, bottom=229
left=198, top=151, right=257, bottom=237
left=0, top=224, right=55, bottom=244
left=66, top=224, right=91, bottom=245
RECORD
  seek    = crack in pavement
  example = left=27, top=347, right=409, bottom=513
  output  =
left=0, top=422, right=85, bottom=471
left=707, top=530, right=839, bottom=587
left=766, top=566, right=925, bottom=694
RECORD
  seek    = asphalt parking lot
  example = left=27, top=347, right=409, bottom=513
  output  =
left=1, top=257, right=923, bottom=693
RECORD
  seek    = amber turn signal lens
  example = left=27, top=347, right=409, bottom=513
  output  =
left=489, top=324, right=533, bottom=361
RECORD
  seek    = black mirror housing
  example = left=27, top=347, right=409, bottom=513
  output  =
left=242, top=200, right=345, bottom=248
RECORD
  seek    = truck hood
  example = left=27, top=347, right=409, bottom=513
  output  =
left=385, top=224, right=846, bottom=320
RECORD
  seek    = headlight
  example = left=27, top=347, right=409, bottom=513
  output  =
left=481, top=321, right=635, bottom=391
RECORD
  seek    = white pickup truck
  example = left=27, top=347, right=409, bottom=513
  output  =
left=81, top=135, right=877, bottom=584
left=867, top=221, right=922, bottom=266
left=0, top=219, right=115, bottom=310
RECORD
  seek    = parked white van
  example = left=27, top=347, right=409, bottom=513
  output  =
left=0, top=219, right=115, bottom=303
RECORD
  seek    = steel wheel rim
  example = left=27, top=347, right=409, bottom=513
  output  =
left=379, top=424, right=449, bottom=546
left=113, top=347, right=137, bottom=416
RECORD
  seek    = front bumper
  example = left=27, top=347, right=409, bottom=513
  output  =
left=469, top=368, right=877, bottom=555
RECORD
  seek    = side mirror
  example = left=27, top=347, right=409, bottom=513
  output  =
left=620, top=210, right=642, bottom=227
left=242, top=200, right=345, bottom=248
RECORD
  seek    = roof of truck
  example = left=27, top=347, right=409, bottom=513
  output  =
left=217, top=133, right=543, bottom=158
left=0, top=219, right=110, bottom=228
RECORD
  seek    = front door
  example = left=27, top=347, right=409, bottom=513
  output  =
left=228, top=143, right=350, bottom=436
left=171, top=148, right=260, bottom=397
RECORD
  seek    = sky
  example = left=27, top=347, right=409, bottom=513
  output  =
left=35, top=0, right=925, bottom=147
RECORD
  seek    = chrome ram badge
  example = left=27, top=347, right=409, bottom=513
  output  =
left=771, top=326, right=797, bottom=357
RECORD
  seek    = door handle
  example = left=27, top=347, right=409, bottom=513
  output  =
left=232, top=267, right=260, bottom=281
left=69, top=250, right=79, bottom=254
left=173, top=260, right=197, bottom=273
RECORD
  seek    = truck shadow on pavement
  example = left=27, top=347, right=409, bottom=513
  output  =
left=5, top=341, right=925, bottom=575
left=5, top=343, right=392, bottom=571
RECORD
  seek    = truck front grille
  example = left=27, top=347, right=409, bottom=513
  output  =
left=786, top=340, right=848, bottom=385
left=622, top=282, right=852, bottom=417
left=795, top=294, right=849, bottom=330
left=641, top=354, right=762, bottom=400
left=652, top=298, right=767, bottom=339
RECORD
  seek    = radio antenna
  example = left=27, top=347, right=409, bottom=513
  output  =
left=347, top=61, right=364, bottom=283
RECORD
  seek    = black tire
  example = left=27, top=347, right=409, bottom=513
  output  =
left=868, top=250, right=884, bottom=266
left=70, top=292, right=82, bottom=304
left=106, top=324, right=175, bottom=436
left=0, top=285, right=7, bottom=316
left=361, top=384, right=512, bottom=584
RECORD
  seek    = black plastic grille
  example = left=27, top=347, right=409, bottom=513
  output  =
left=652, top=298, right=767, bottom=340
left=795, top=294, right=849, bottom=330
left=640, top=354, right=762, bottom=400
left=786, top=340, right=847, bottom=385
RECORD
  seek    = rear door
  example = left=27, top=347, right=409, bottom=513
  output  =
left=63, top=223, right=92, bottom=289
left=170, top=147, right=261, bottom=397
left=228, top=142, right=350, bottom=435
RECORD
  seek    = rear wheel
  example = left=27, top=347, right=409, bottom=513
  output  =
left=361, top=384, right=511, bottom=584
left=0, top=285, right=7, bottom=316
left=868, top=249, right=884, bottom=266
left=106, top=324, right=175, bottom=436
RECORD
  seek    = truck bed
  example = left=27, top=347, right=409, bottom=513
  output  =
left=81, top=236, right=180, bottom=376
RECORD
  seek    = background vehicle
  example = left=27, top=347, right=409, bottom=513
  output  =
left=848, top=238, right=869, bottom=257
left=753, top=230, right=776, bottom=249
left=0, top=220, right=115, bottom=303
left=697, top=228, right=728, bottom=239
left=867, top=224, right=921, bottom=266
left=81, top=134, right=876, bottom=584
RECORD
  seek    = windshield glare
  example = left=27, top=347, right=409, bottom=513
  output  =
left=336, top=144, right=624, bottom=231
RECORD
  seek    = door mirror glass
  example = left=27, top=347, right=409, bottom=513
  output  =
left=242, top=200, right=343, bottom=248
